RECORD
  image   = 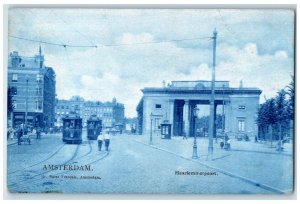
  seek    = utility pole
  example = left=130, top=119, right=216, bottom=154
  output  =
left=208, top=28, right=217, bottom=160
left=25, top=75, right=29, bottom=135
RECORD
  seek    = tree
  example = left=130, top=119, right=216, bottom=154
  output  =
left=275, top=89, right=288, bottom=141
left=265, top=98, right=277, bottom=145
left=256, top=102, right=269, bottom=140
left=286, top=75, right=294, bottom=120
left=256, top=77, right=294, bottom=143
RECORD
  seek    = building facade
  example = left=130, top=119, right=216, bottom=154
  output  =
left=136, top=80, right=261, bottom=138
left=8, top=47, right=56, bottom=129
left=55, top=97, right=125, bottom=129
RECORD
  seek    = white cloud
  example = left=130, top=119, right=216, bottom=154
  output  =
left=43, top=41, right=295, bottom=117
left=117, top=33, right=154, bottom=44
left=275, top=50, right=288, bottom=59
left=7, top=9, right=294, bottom=117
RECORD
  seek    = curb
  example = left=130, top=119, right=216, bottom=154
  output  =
left=7, top=141, right=18, bottom=146
left=134, top=139, right=286, bottom=194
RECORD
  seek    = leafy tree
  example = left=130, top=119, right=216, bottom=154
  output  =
left=257, top=102, right=269, bottom=140
left=256, top=82, right=293, bottom=142
left=286, top=75, right=294, bottom=120
left=275, top=89, right=288, bottom=141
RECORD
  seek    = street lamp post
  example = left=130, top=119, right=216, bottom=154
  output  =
left=150, top=113, right=153, bottom=145
left=192, top=107, right=199, bottom=159
left=25, top=75, right=29, bottom=135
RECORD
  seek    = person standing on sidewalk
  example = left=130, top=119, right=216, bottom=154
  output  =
left=97, top=132, right=103, bottom=151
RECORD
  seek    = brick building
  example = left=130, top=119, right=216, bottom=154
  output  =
left=8, top=47, right=56, bottom=129
left=55, top=97, right=125, bottom=129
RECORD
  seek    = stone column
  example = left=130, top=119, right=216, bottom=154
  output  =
left=169, top=99, right=174, bottom=137
left=189, top=103, right=196, bottom=137
left=225, top=100, right=231, bottom=136
left=183, top=100, right=190, bottom=137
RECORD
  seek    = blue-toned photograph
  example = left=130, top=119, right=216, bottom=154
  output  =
left=5, top=8, right=294, bottom=194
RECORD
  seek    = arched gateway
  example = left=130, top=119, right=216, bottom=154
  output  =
left=136, top=80, right=261, bottom=139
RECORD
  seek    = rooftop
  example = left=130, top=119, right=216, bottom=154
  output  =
left=142, top=80, right=261, bottom=95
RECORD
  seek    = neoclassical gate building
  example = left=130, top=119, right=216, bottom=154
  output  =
left=136, top=80, right=262, bottom=138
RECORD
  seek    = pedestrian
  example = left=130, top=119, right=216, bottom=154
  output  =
left=220, top=139, right=224, bottom=149
left=7, top=127, right=10, bottom=140
left=36, top=126, right=41, bottom=139
left=255, top=135, right=258, bottom=143
left=17, top=124, right=23, bottom=145
left=103, top=129, right=111, bottom=151
left=97, top=132, right=103, bottom=151
left=9, top=127, right=14, bottom=140
left=227, top=139, right=231, bottom=150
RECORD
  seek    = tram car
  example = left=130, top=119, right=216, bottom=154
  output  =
left=87, top=115, right=102, bottom=140
left=62, top=114, right=82, bottom=144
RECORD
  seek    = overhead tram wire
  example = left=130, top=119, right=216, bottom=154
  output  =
left=9, top=35, right=211, bottom=49
left=98, top=36, right=211, bottom=47
left=50, top=10, right=96, bottom=47
left=9, top=36, right=98, bottom=48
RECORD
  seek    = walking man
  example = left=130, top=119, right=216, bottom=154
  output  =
left=17, top=123, right=24, bottom=145
left=97, top=132, right=103, bottom=151
left=103, top=129, right=111, bottom=151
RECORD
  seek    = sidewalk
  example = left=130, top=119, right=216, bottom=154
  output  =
left=133, top=134, right=294, bottom=193
left=6, top=133, right=54, bottom=146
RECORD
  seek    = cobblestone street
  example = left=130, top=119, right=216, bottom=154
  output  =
left=6, top=132, right=294, bottom=194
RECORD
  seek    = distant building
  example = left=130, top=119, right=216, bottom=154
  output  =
left=124, top=117, right=138, bottom=133
left=55, top=97, right=125, bottom=129
left=136, top=80, right=261, bottom=138
left=8, top=47, right=56, bottom=129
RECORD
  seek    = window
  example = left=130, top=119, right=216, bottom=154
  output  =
left=36, top=87, right=43, bottom=96
left=35, top=100, right=43, bottom=110
left=238, top=119, right=245, bottom=132
left=155, top=104, right=162, bottom=109
left=12, top=74, right=18, bottom=82
left=12, top=100, right=17, bottom=109
left=238, top=105, right=246, bottom=110
left=154, top=118, right=161, bottom=130
left=36, top=74, right=43, bottom=83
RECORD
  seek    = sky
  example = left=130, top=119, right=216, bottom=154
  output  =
left=7, top=9, right=295, bottom=118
